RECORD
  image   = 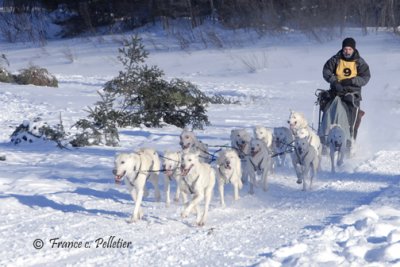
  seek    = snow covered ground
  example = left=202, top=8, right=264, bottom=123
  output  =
left=1, top=26, right=400, bottom=266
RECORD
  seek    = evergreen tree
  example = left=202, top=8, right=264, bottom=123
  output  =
left=102, top=35, right=210, bottom=129
left=70, top=34, right=211, bottom=147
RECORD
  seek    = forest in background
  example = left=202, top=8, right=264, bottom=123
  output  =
left=0, top=0, right=399, bottom=44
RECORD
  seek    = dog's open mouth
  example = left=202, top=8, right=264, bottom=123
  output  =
left=114, top=171, right=126, bottom=184
left=181, top=165, right=193, bottom=176
left=237, top=142, right=247, bottom=152
left=181, top=143, right=192, bottom=150
left=164, top=168, right=174, bottom=177
left=251, top=150, right=260, bottom=157
left=334, top=142, right=342, bottom=149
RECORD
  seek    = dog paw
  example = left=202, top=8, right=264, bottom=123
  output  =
left=181, top=211, right=189, bottom=218
left=296, top=179, right=302, bottom=184
left=197, top=221, right=205, bottom=227
left=128, top=217, right=138, bottom=223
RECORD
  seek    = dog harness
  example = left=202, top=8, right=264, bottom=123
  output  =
left=126, top=156, right=154, bottom=187
left=218, top=166, right=233, bottom=184
left=126, top=160, right=142, bottom=187
left=295, top=146, right=309, bottom=166
left=181, top=164, right=199, bottom=194
left=249, top=150, right=264, bottom=172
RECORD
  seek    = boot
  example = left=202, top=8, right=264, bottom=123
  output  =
left=353, top=110, right=365, bottom=140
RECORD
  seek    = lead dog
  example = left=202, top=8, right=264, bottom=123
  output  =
left=216, top=149, right=243, bottom=207
left=180, top=151, right=216, bottom=226
left=180, top=129, right=210, bottom=162
left=162, top=150, right=188, bottom=206
left=113, top=148, right=161, bottom=222
left=293, top=137, right=319, bottom=191
left=327, top=124, right=346, bottom=173
left=248, top=139, right=272, bottom=193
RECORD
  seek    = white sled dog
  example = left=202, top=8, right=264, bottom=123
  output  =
left=180, top=129, right=210, bottom=162
left=254, top=125, right=274, bottom=173
left=230, top=129, right=252, bottom=158
left=287, top=110, right=309, bottom=136
left=162, top=150, right=187, bottom=206
left=216, top=149, right=243, bottom=207
left=272, top=126, right=294, bottom=167
left=113, top=148, right=161, bottom=222
left=248, top=139, right=272, bottom=193
left=254, top=125, right=274, bottom=150
left=180, top=151, right=216, bottom=226
left=230, top=128, right=252, bottom=185
left=327, top=124, right=346, bottom=173
left=296, top=127, right=322, bottom=167
left=293, top=137, right=319, bottom=191
left=288, top=111, right=322, bottom=159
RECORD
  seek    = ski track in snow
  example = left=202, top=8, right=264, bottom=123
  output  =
left=1, top=30, right=400, bottom=266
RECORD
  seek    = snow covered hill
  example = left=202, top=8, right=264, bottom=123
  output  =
left=0, top=27, right=399, bottom=266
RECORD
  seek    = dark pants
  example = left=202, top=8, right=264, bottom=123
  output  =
left=337, top=92, right=364, bottom=141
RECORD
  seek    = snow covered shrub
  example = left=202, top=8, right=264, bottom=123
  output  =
left=0, top=54, right=14, bottom=83
left=10, top=117, right=68, bottom=148
left=0, top=67, right=14, bottom=83
left=100, top=35, right=210, bottom=129
left=70, top=92, right=120, bottom=147
left=70, top=118, right=119, bottom=147
left=15, top=66, right=58, bottom=87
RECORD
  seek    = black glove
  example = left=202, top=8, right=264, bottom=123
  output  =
left=340, top=78, right=353, bottom=86
left=331, top=80, right=343, bottom=93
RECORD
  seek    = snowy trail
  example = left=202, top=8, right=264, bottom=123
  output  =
left=0, top=119, right=397, bottom=266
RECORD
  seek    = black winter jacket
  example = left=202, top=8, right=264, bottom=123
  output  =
left=323, top=49, right=370, bottom=100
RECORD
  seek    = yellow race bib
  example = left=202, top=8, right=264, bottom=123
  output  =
left=336, top=59, right=357, bottom=81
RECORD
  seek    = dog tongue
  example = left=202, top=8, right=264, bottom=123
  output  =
left=181, top=168, right=189, bottom=176
left=114, top=176, right=122, bottom=184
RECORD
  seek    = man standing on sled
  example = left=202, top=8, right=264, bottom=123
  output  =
left=321, top=37, right=371, bottom=151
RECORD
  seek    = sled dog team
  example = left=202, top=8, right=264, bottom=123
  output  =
left=113, top=110, right=348, bottom=225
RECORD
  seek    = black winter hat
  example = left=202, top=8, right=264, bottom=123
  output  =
left=342, top=37, right=356, bottom=49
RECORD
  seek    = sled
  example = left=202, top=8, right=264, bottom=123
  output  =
left=315, top=89, right=355, bottom=151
